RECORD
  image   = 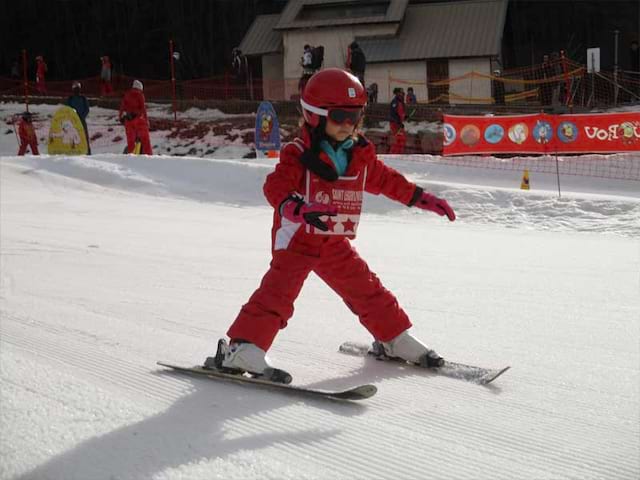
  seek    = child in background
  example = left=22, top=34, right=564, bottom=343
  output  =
left=406, top=87, right=417, bottom=105
left=17, top=112, right=39, bottom=155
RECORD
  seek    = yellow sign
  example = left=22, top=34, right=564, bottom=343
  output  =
left=47, top=106, right=89, bottom=155
left=521, top=169, right=530, bottom=190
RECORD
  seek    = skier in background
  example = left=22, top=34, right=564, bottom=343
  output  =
left=214, top=68, right=456, bottom=381
left=100, top=56, right=113, bottom=96
left=298, top=44, right=315, bottom=94
left=231, top=48, right=249, bottom=98
left=346, top=41, right=366, bottom=86
left=66, top=81, right=91, bottom=154
left=389, top=87, right=406, bottom=154
left=35, top=56, right=47, bottom=95
left=367, top=82, right=378, bottom=104
left=406, top=87, right=417, bottom=105
left=118, top=80, right=152, bottom=155
left=17, top=112, right=39, bottom=155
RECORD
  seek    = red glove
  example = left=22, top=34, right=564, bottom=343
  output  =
left=280, top=196, right=338, bottom=232
left=412, top=189, right=456, bottom=221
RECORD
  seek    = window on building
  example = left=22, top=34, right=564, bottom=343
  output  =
left=297, top=1, right=390, bottom=21
left=427, top=59, right=449, bottom=104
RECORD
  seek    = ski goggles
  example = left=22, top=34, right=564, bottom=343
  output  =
left=327, top=108, right=363, bottom=125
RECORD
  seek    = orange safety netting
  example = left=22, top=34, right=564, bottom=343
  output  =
left=1, top=54, right=639, bottom=107
left=2, top=56, right=639, bottom=182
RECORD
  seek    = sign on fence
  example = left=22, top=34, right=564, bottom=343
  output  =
left=47, top=106, right=89, bottom=155
left=587, top=48, right=600, bottom=73
left=255, top=101, right=280, bottom=157
left=443, top=112, right=640, bottom=155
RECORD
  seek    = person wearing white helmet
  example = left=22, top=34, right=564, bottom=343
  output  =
left=66, top=81, right=91, bottom=154
left=118, top=80, right=152, bottom=154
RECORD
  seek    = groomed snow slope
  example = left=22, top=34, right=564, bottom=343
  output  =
left=1, top=152, right=639, bottom=480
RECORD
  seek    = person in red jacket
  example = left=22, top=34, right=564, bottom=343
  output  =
left=118, top=80, right=152, bottom=155
left=389, top=87, right=406, bottom=154
left=35, top=56, right=47, bottom=95
left=100, top=56, right=113, bottom=96
left=214, top=68, right=456, bottom=382
left=17, top=112, right=39, bottom=155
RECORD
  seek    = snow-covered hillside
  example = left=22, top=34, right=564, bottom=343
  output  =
left=1, top=103, right=639, bottom=480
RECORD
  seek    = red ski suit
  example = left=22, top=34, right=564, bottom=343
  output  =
left=119, top=89, right=153, bottom=154
left=36, top=60, right=47, bottom=94
left=227, top=130, right=419, bottom=351
left=390, top=95, right=406, bottom=154
left=17, top=118, right=39, bottom=155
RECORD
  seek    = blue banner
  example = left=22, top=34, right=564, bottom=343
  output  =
left=255, top=101, right=280, bottom=153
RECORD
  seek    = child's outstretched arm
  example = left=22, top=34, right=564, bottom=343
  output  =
left=363, top=143, right=455, bottom=221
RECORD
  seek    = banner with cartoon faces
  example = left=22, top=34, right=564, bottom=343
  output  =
left=443, top=113, right=640, bottom=155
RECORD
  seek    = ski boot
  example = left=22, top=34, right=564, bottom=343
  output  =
left=372, top=330, right=444, bottom=368
left=204, top=339, right=292, bottom=384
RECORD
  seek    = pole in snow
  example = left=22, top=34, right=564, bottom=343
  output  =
left=554, top=150, right=562, bottom=198
left=169, top=40, right=177, bottom=123
left=22, top=49, right=29, bottom=112
left=613, top=30, right=620, bottom=107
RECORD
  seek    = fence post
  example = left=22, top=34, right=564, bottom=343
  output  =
left=169, top=39, right=177, bottom=123
left=555, top=150, right=562, bottom=198
left=613, top=30, right=620, bottom=106
left=560, top=50, right=571, bottom=108
left=22, top=49, right=29, bottom=112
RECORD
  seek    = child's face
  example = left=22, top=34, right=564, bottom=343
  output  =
left=325, top=117, right=356, bottom=142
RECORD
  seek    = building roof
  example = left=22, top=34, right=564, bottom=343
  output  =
left=274, top=0, right=409, bottom=30
left=238, top=0, right=508, bottom=59
left=238, top=14, right=282, bottom=56
left=358, top=0, right=508, bottom=62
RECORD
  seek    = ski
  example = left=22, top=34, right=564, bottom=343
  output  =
left=338, top=341, right=510, bottom=385
left=157, top=362, right=377, bottom=401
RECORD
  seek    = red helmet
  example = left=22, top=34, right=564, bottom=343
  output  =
left=301, top=68, right=367, bottom=127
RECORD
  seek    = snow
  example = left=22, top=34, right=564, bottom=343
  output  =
left=1, top=101, right=253, bottom=160
left=1, top=102, right=639, bottom=480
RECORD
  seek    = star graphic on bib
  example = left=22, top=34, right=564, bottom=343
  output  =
left=324, top=216, right=337, bottom=232
left=341, top=217, right=356, bottom=233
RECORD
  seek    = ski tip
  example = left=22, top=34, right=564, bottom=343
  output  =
left=354, top=384, right=378, bottom=399
left=480, top=366, right=511, bottom=385
left=329, top=384, right=378, bottom=400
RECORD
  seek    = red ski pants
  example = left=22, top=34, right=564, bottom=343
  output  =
left=124, top=117, right=153, bottom=155
left=227, top=238, right=412, bottom=351
left=390, top=123, right=406, bottom=154
left=100, top=81, right=113, bottom=96
left=18, top=141, right=39, bottom=155
left=36, top=79, right=47, bottom=95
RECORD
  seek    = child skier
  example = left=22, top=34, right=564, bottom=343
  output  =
left=215, top=68, right=455, bottom=382
left=17, top=112, right=39, bottom=155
